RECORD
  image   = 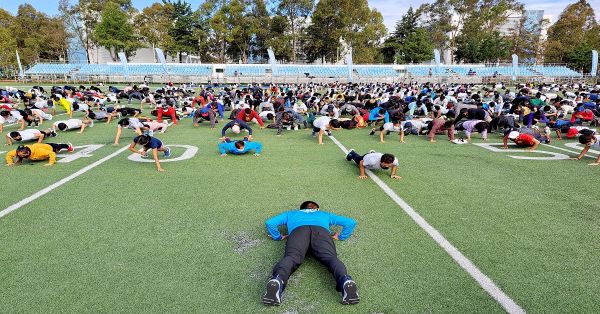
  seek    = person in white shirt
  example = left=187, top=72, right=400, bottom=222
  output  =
left=52, top=118, right=93, bottom=134
left=5, top=129, right=56, bottom=145
left=345, top=149, right=400, bottom=179
left=311, top=116, right=340, bottom=145
left=0, top=110, right=25, bottom=132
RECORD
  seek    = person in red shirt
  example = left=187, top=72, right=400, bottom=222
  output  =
left=237, top=108, right=264, bottom=128
left=157, top=105, right=178, bottom=125
left=503, top=131, right=540, bottom=151
left=570, top=107, right=595, bottom=123
left=191, top=95, right=205, bottom=108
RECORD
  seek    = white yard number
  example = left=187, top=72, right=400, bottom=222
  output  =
left=57, top=145, right=104, bottom=163
left=474, top=143, right=569, bottom=160
left=127, top=145, right=198, bottom=163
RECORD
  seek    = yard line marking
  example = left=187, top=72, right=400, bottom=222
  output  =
left=0, top=145, right=130, bottom=219
left=328, top=135, right=525, bottom=314
left=541, top=143, right=598, bottom=159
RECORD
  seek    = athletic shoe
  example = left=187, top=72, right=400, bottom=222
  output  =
left=262, top=276, right=284, bottom=306
left=294, top=125, right=299, bottom=131
left=368, top=150, right=375, bottom=154
left=49, top=130, right=57, bottom=137
left=341, top=279, right=360, bottom=305
left=67, top=143, right=74, bottom=152
left=311, top=131, right=316, bottom=137
left=369, top=128, right=376, bottom=135
left=346, top=149, right=355, bottom=161
left=325, top=130, right=332, bottom=136
left=164, top=147, right=171, bottom=158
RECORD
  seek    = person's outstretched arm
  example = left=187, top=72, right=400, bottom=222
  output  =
left=152, top=148, right=164, bottom=172
left=114, top=127, right=123, bottom=145
left=328, top=213, right=356, bottom=240
left=265, top=212, right=288, bottom=240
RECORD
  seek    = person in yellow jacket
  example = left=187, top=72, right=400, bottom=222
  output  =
left=6, top=142, right=73, bottom=166
left=51, top=96, right=73, bottom=118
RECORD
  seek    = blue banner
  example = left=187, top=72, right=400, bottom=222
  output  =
left=267, top=48, right=277, bottom=76
left=346, top=48, right=353, bottom=82
left=118, top=52, right=129, bottom=80
left=592, top=50, right=598, bottom=76
left=154, top=48, right=168, bottom=74
left=512, top=54, right=518, bottom=81
left=16, top=51, right=24, bottom=78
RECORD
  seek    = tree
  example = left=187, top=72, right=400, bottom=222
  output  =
left=304, top=0, right=386, bottom=63
left=381, top=7, right=420, bottom=63
left=455, top=31, right=509, bottom=63
left=397, top=28, right=434, bottom=63
left=273, top=0, right=314, bottom=62
left=10, top=4, right=68, bottom=65
left=135, top=3, right=174, bottom=62
left=94, top=1, right=143, bottom=61
left=59, top=0, right=133, bottom=63
left=0, top=9, right=17, bottom=74
left=544, top=0, right=600, bottom=71
left=266, top=15, right=293, bottom=62
left=165, top=0, right=199, bottom=62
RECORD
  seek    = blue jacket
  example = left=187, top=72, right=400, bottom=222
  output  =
left=218, top=141, right=262, bottom=155
left=369, top=107, right=390, bottom=123
left=265, top=209, right=356, bottom=240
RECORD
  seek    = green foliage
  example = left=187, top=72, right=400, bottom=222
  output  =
left=165, top=0, right=199, bottom=62
left=545, top=0, right=600, bottom=72
left=1, top=4, right=68, bottom=70
left=94, top=1, right=143, bottom=61
left=134, top=2, right=174, bottom=61
left=304, top=0, right=386, bottom=63
left=455, top=31, right=510, bottom=63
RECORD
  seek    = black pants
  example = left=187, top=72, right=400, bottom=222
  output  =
left=347, top=151, right=364, bottom=165
left=272, top=226, right=348, bottom=291
left=48, top=143, right=69, bottom=152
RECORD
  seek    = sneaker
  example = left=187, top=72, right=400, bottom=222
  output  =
left=346, top=149, right=355, bottom=161
left=286, top=126, right=291, bottom=131
left=369, top=128, right=376, bottom=135
left=341, top=279, right=360, bottom=305
left=325, top=130, right=332, bottom=136
left=368, top=150, right=375, bottom=154
left=294, top=125, right=299, bottom=131
left=164, top=147, right=171, bottom=158
left=50, top=130, right=57, bottom=137
left=311, top=131, right=316, bottom=137
left=262, top=277, right=284, bottom=306
left=67, top=143, right=74, bottom=153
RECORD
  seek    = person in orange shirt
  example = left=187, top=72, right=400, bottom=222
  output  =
left=6, top=142, right=73, bottom=166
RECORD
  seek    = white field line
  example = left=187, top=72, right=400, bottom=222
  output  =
left=328, top=135, right=525, bottom=314
left=541, top=143, right=598, bottom=159
left=0, top=145, right=130, bottom=219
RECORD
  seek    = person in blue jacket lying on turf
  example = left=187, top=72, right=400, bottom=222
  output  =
left=262, top=201, right=359, bottom=306
left=218, top=137, right=262, bottom=157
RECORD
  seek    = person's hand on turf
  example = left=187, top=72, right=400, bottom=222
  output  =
left=390, top=175, right=401, bottom=180
left=570, top=157, right=580, bottom=160
left=157, top=167, right=165, bottom=172
left=358, top=175, right=368, bottom=179
left=332, top=232, right=339, bottom=240
left=220, top=153, right=227, bottom=157
left=44, top=163, right=53, bottom=167
left=588, top=162, right=600, bottom=166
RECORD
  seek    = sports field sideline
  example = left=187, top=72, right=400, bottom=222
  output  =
left=1, top=84, right=600, bottom=313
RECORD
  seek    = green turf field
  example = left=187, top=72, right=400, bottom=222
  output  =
left=1, top=85, right=600, bottom=313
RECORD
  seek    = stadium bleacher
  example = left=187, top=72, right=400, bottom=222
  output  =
left=24, top=62, right=583, bottom=79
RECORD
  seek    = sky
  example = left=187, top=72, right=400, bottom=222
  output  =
left=4, top=0, right=600, bottom=31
